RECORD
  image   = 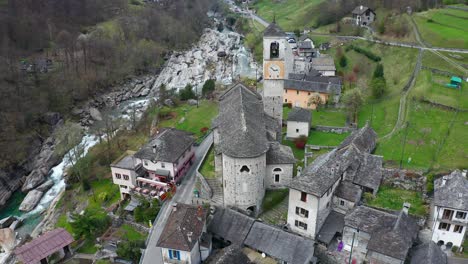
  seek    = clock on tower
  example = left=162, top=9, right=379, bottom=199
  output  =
left=263, top=61, right=285, bottom=80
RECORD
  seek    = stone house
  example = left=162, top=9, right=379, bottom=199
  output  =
left=157, top=203, right=211, bottom=264
left=110, top=128, right=195, bottom=200
left=297, top=41, right=316, bottom=57
left=310, top=55, right=336, bottom=76
left=352, top=5, right=376, bottom=26
left=208, top=207, right=316, bottom=264
left=410, top=242, right=447, bottom=264
left=212, top=83, right=295, bottom=215
left=286, top=124, right=383, bottom=239
left=431, top=170, right=468, bottom=248
left=343, top=204, right=419, bottom=264
left=286, top=107, right=312, bottom=139
left=284, top=72, right=342, bottom=109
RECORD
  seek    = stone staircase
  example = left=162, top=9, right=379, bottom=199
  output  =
left=205, top=178, right=223, bottom=205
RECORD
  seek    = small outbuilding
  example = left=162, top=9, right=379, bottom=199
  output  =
left=14, top=228, right=74, bottom=264
left=287, top=107, right=312, bottom=139
left=447, top=76, right=462, bottom=88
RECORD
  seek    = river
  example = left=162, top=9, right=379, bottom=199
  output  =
left=0, top=24, right=258, bottom=248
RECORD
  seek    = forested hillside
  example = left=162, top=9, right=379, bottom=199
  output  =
left=0, top=0, right=219, bottom=169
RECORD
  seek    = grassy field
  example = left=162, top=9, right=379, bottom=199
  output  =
left=307, top=131, right=349, bottom=146
left=414, top=8, right=468, bottom=49
left=262, top=189, right=289, bottom=212
left=252, top=0, right=324, bottom=31
left=422, top=51, right=468, bottom=76
left=116, top=224, right=146, bottom=241
left=199, top=146, right=215, bottom=178
left=312, top=109, right=347, bottom=127
left=366, top=185, right=428, bottom=216
left=158, top=100, right=219, bottom=138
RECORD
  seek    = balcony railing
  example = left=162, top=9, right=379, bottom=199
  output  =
left=162, top=257, right=187, bottom=264
left=131, top=177, right=175, bottom=201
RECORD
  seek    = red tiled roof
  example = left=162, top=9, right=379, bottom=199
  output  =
left=15, top=228, right=74, bottom=264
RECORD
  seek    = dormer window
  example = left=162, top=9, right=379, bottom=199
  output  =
left=240, top=165, right=250, bottom=173
left=270, top=42, right=279, bottom=58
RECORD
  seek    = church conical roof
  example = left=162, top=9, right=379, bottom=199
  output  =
left=263, top=23, right=287, bottom=37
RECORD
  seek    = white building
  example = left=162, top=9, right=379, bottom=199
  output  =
left=157, top=203, right=211, bottom=264
left=110, top=128, right=195, bottom=200
left=212, top=84, right=295, bottom=215
left=431, top=170, right=468, bottom=248
left=287, top=124, right=383, bottom=239
left=286, top=107, right=311, bottom=139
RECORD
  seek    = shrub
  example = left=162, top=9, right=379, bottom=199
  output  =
left=294, top=135, right=308, bottom=150
left=426, top=173, right=435, bottom=193
left=348, top=45, right=381, bottom=62
left=283, top=103, right=292, bottom=108
left=82, top=179, right=91, bottom=191
left=70, top=208, right=111, bottom=240
left=98, top=192, right=109, bottom=202
left=117, top=240, right=145, bottom=262
left=363, top=192, right=374, bottom=202
left=373, top=64, right=385, bottom=78
left=452, top=245, right=459, bottom=253
left=371, top=77, right=387, bottom=98
left=339, top=55, right=348, bottom=68
left=179, top=84, right=196, bottom=101
left=202, top=79, right=215, bottom=97
left=427, top=19, right=434, bottom=23
left=200, top=127, right=209, bottom=134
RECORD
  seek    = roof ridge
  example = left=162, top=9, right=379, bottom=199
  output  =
left=239, top=88, right=247, bottom=132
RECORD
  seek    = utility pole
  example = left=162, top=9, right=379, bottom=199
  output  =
left=399, top=122, right=410, bottom=169
left=348, top=229, right=359, bottom=264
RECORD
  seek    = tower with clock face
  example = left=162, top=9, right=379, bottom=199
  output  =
left=262, top=23, right=290, bottom=127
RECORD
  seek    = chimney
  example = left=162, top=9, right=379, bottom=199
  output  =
left=187, top=232, right=193, bottom=243
left=152, top=144, right=157, bottom=154
left=402, top=202, right=411, bottom=215
left=360, top=5, right=364, bottom=10
left=442, top=176, right=448, bottom=186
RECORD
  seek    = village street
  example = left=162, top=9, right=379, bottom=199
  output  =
left=140, top=133, right=213, bottom=264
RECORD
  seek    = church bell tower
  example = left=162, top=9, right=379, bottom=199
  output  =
left=262, top=23, right=289, bottom=127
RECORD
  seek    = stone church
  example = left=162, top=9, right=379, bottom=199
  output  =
left=212, top=83, right=295, bottom=215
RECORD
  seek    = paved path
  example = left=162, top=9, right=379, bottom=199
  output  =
left=140, top=133, right=214, bottom=264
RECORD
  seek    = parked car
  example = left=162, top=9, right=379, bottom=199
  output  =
left=288, top=38, right=296, bottom=44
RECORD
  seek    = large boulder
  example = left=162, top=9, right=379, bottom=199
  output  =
left=140, top=88, right=150, bottom=97
left=21, top=170, right=45, bottom=192
left=187, top=99, right=198, bottom=106
left=0, top=216, right=17, bottom=228
left=89, top=107, right=103, bottom=121
left=164, top=99, right=175, bottom=107
left=36, top=179, right=54, bottom=193
left=19, top=190, right=44, bottom=212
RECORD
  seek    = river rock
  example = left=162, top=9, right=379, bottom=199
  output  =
left=19, top=189, right=44, bottom=212
left=89, top=107, right=103, bottom=121
left=132, top=84, right=144, bottom=94
left=164, top=99, right=175, bottom=107
left=188, top=99, right=198, bottom=105
left=140, top=88, right=150, bottom=97
left=36, top=179, right=54, bottom=192
left=21, top=170, right=45, bottom=192
left=0, top=216, right=16, bottom=228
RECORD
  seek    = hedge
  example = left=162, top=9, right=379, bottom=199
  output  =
left=346, top=45, right=381, bottom=62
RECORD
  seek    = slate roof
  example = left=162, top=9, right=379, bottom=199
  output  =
left=338, top=124, right=377, bottom=153
left=311, top=56, right=336, bottom=71
left=346, top=206, right=419, bottom=261
left=214, top=83, right=270, bottom=158
left=434, top=170, right=468, bottom=211
left=157, top=204, right=207, bottom=251
left=334, top=181, right=362, bottom=203
left=287, top=107, right=312, bottom=123
left=205, top=245, right=253, bottom=264
left=266, top=142, right=296, bottom=165
left=288, top=149, right=340, bottom=197
left=298, top=41, right=313, bottom=50
left=317, top=211, right=345, bottom=245
left=208, top=207, right=255, bottom=245
left=15, top=228, right=74, bottom=264
left=352, top=5, right=375, bottom=15
left=134, top=128, right=194, bottom=163
left=347, top=153, right=383, bottom=192
left=263, top=23, right=287, bottom=37
left=410, top=242, right=447, bottom=264
left=244, top=222, right=315, bottom=264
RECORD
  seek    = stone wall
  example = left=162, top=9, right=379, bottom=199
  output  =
left=197, top=172, right=213, bottom=200
left=381, top=168, right=426, bottom=192
left=313, top=126, right=356, bottom=134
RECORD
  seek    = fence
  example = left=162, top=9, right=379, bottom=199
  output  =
left=313, top=125, right=356, bottom=134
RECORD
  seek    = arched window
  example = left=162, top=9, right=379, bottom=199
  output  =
left=240, top=165, right=250, bottom=173
left=270, top=42, right=279, bottom=58
left=273, top=168, right=282, bottom=172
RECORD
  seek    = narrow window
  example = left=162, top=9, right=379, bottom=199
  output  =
left=438, top=223, right=451, bottom=231
left=161, top=162, right=166, bottom=168
left=443, top=209, right=454, bottom=220
left=144, top=160, right=148, bottom=166
left=300, top=192, right=307, bottom=202
left=115, top=173, right=122, bottom=179
left=296, top=129, right=299, bottom=133
left=296, top=90, right=299, bottom=95
left=275, top=174, right=280, bottom=182
left=454, top=225, right=464, bottom=233
left=456, top=211, right=467, bottom=219
left=340, top=200, right=345, bottom=206
left=123, top=175, right=129, bottom=181
left=270, top=42, right=279, bottom=58
left=240, top=165, right=250, bottom=173
left=285, top=99, right=287, bottom=103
